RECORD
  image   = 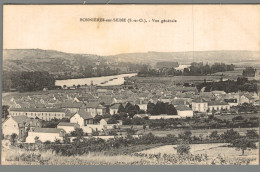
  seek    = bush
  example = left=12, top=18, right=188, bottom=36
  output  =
left=246, top=129, right=259, bottom=139
left=232, top=138, right=257, bottom=155
left=10, top=133, right=18, bottom=145
left=221, top=129, right=241, bottom=143
left=175, top=141, right=191, bottom=155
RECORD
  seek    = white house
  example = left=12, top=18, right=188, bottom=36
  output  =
left=85, top=102, right=106, bottom=116
left=70, top=109, right=104, bottom=134
left=57, top=122, right=80, bottom=133
left=2, top=116, right=42, bottom=140
left=208, top=101, right=230, bottom=112
left=192, top=98, right=208, bottom=112
left=70, top=109, right=94, bottom=127
left=240, top=95, right=254, bottom=104
left=175, top=105, right=193, bottom=118
left=109, top=103, right=121, bottom=115
left=26, top=128, right=66, bottom=143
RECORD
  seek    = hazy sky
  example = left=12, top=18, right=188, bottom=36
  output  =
left=3, top=5, right=260, bottom=55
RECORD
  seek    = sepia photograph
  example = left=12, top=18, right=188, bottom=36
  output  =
left=1, top=4, right=260, bottom=165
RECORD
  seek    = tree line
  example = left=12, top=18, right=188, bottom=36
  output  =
left=196, top=77, right=257, bottom=93
left=138, top=62, right=235, bottom=77
left=2, top=71, right=56, bottom=92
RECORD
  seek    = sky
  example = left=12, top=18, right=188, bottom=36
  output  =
left=3, top=5, right=260, bottom=55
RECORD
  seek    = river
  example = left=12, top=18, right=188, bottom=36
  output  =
left=55, top=73, right=137, bottom=87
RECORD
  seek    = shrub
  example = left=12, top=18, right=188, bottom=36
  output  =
left=221, top=128, right=241, bottom=143
left=232, top=138, right=257, bottom=155
left=178, top=130, right=192, bottom=142
left=10, top=133, right=18, bottom=145
left=209, top=131, right=220, bottom=140
left=175, top=141, right=191, bottom=155
left=246, top=129, right=259, bottom=139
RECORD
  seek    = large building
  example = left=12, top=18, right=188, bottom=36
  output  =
left=2, top=116, right=42, bottom=140
left=192, top=98, right=208, bottom=112
left=9, top=108, right=67, bottom=121
left=208, top=101, right=230, bottom=112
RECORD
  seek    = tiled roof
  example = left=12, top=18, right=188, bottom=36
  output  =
left=57, top=122, right=78, bottom=127
left=76, top=109, right=94, bottom=119
left=9, top=108, right=66, bottom=113
left=60, top=102, right=84, bottom=108
left=175, top=105, right=192, bottom=111
left=192, top=98, right=207, bottom=103
left=208, top=101, right=229, bottom=106
left=110, top=103, right=121, bottom=109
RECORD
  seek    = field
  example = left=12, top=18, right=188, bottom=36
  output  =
left=2, top=142, right=258, bottom=165
left=140, top=143, right=259, bottom=159
left=142, top=127, right=260, bottom=137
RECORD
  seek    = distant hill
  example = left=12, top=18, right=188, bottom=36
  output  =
left=2, top=49, right=111, bottom=73
left=107, top=51, right=260, bottom=66
left=3, top=49, right=260, bottom=73
left=156, top=61, right=179, bottom=68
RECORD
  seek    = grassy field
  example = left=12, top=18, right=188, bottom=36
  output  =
left=139, top=142, right=259, bottom=165
left=2, top=142, right=258, bottom=165
left=142, top=127, right=259, bottom=137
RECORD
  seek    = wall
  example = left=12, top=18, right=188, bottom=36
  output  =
left=26, top=132, right=63, bottom=143
left=177, top=110, right=193, bottom=117
left=2, top=118, right=19, bottom=137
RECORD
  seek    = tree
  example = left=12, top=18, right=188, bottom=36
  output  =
left=143, top=124, right=147, bottom=131
left=246, top=130, right=259, bottom=139
left=175, top=141, right=191, bottom=155
left=166, top=104, right=177, bottom=115
left=232, top=138, right=257, bottom=155
left=34, top=136, right=40, bottom=143
left=209, top=131, right=220, bottom=140
left=91, top=128, right=99, bottom=136
left=71, top=128, right=84, bottom=142
left=10, top=133, right=18, bottom=145
left=107, top=117, right=118, bottom=124
left=2, top=105, right=9, bottom=119
left=147, top=102, right=156, bottom=115
left=63, top=134, right=71, bottom=144
left=221, top=129, right=241, bottom=143
left=94, top=115, right=103, bottom=124
left=178, top=130, right=192, bottom=142
left=118, top=103, right=125, bottom=113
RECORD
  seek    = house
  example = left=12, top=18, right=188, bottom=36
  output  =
left=253, top=100, right=260, bottom=106
left=212, top=91, right=226, bottom=96
left=2, top=116, right=42, bottom=139
left=60, top=102, right=86, bottom=113
left=109, top=103, right=121, bottom=115
left=26, top=128, right=66, bottom=143
left=9, top=108, right=67, bottom=121
left=57, top=122, right=80, bottom=133
left=99, top=118, right=109, bottom=125
left=192, top=98, right=208, bottom=112
left=175, top=105, right=193, bottom=118
left=208, top=101, right=230, bottom=112
left=70, top=109, right=104, bottom=134
left=224, top=98, right=238, bottom=107
left=171, top=99, right=189, bottom=107
left=240, top=94, right=254, bottom=104
left=86, top=102, right=106, bottom=116
left=136, top=99, right=148, bottom=112
left=70, top=109, right=94, bottom=127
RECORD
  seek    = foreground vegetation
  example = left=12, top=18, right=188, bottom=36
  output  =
left=2, top=142, right=258, bottom=165
left=2, top=128, right=258, bottom=165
